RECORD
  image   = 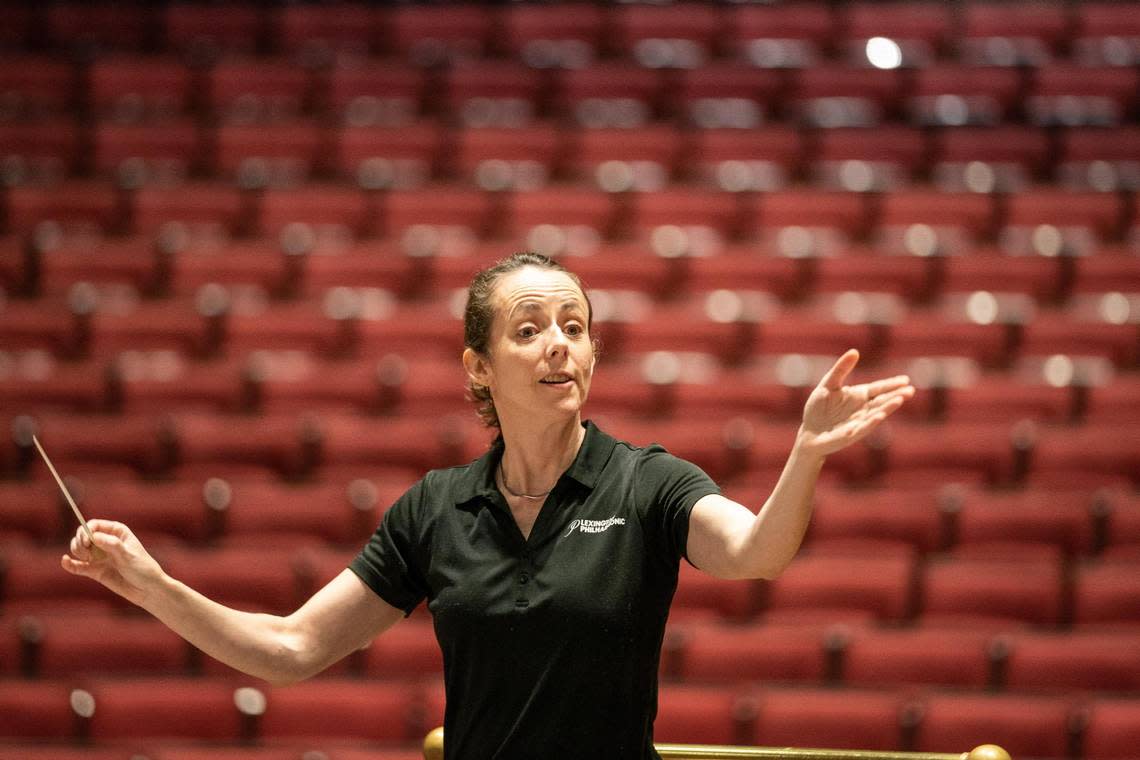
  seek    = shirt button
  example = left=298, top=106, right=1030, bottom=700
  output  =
left=519, top=573, right=530, bottom=584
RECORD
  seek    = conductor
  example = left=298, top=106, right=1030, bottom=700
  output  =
left=62, top=252, right=915, bottom=759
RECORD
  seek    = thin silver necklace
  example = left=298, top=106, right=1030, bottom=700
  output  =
left=498, top=460, right=552, bottom=500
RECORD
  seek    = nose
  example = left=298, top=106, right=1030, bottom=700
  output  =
left=546, top=324, right=569, bottom=358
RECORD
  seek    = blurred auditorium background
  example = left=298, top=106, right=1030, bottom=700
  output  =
left=0, top=1, right=1138, bottom=759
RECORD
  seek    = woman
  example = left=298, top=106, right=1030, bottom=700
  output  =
left=62, top=252, right=915, bottom=759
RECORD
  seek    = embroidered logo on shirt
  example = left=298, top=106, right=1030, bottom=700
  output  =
left=563, top=516, right=626, bottom=537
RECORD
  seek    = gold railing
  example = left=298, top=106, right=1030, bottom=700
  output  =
left=421, top=727, right=1011, bottom=760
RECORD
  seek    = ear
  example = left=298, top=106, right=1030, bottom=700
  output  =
left=462, top=347, right=492, bottom=388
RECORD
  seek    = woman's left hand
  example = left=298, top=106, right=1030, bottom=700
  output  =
left=796, top=349, right=915, bottom=459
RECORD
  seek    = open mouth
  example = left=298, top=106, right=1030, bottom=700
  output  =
left=539, top=374, right=572, bottom=385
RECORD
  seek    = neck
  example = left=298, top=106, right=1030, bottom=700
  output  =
left=497, top=415, right=585, bottom=499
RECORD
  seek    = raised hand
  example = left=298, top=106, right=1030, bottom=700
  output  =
left=61, top=520, right=165, bottom=609
left=797, top=349, right=915, bottom=458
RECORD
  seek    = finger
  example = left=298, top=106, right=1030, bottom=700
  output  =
left=69, top=534, right=91, bottom=561
left=91, top=531, right=123, bottom=554
left=818, top=349, right=860, bottom=391
left=865, top=375, right=912, bottom=399
left=867, top=385, right=915, bottom=412
left=60, top=553, right=96, bottom=578
left=86, top=519, right=130, bottom=537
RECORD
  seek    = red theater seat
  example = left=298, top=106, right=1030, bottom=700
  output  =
left=22, top=613, right=189, bottom=678
left=611, top=3, right=724, bottom=69
left=921, top=556, right=1065, bottom=626
left=788, top=65, right=904, bottom=125
left=811, top=126, right=929, bottom=190
left=840, top=627, right=994, bottom=689
left=1001, top=631, right=1140, bottom=692
left=387, top=4, right=490, bottom=65
left=959, top=2, right=1069, bottom=66
left=257, top=185, right=372, bottom=240
left=911, top=693, right=1074, bottom=758
left=555, top=63, right=666, bottom=125
left=92, top=120, right=202, bottom=182
left=498, top=4, right=606, bottom=66
left=440, top=61, right=544, bottom=126
left=932, top=126, right=1050, bottom=191
left=0, top=680, right=78, bottom=739
left=87, top=57, right=193, bottom=122
left=259, top=679, right=418, bottom=743
left=1027, top=65, right=1140, bottom=126
left=840, top=2, right=953, bottom=66
left=952, top=488, right=1097, bottom=556
left=674, top=65, right=783, bottom=129
left=5, top=182, right=121, bottom=235
left=0, top=57, right=77, bottom=119
left=1073, top=560, right=1140, bottom=626
left=46, top=3, right=150, bottom=53
left=157, top=545, right=301, bottom=616
left=206, top=58, right=312, bottom=123
left=334, top=122, right=443, bottom=187
left=1081, top=699, right=1140, bottom=760
left=655, top=684, right=750, bottom=745
left=501, top=186, right=619, bottom=246
left=765, top=553, right=916, bottom=622
left=753, top=687, right=905, bottom=751
left=163, top=3, right=263, bottom=57
left=132, top=183, right=245, bottom=238
left=908, top=66, right=1024, bottom=126
left=672, top=621, right=830, bottom=684
left=1057, top=127, right=1140, bottom=190
left=0, top=121, right=81, bottom=184
left=877, top=190, right=998, bottom=252
left=452, top=124, right=563, bottom=188
left=272, top=3, right=378, bottom=59
left=67, top=479, right=214, bottom=544
left=213, top=122, right=326, bottom=185
left=809, top=486, right=942, bottom=553
left=674, top=562, right=761, bottom=622
left=363, top=619, right=443, bottom=678
left=566, top=125, right=682, bottom=188
left=686, top=127, right=803, bottom=190
left=326, top=62, right=425, bottom=126
left=85, top=678, right=245, bottom=741
left=726, top=3, right=835, bottom=68
left=382, top=186, right=495, bottom=240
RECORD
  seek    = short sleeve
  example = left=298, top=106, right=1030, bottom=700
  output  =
left=349, top=479, right=431, bottom=615
left=636, top=445, right=721, bottom=563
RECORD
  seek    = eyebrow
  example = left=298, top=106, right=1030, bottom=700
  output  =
left=508, top=300, right=585, bottom=319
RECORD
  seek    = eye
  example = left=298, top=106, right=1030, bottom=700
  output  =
left=564, top=322, right=584, bottom=337
left=517, top=325, right=538, bottom=339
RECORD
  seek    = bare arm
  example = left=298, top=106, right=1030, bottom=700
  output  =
left=62, top=519, right=404, bottom=685
left=687, top=349, right=915, bottom=580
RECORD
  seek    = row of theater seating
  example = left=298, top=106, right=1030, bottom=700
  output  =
left=3, top=473, right=1138, bottom=558
left=5, top=122, right=1140, bottom=194
left=2, top=284, right=1136, bottom=371
left=2, top=674, right=1139, bottom=759
left=5, top=609, right=1140, bottom=693
left=4, top=56, right=1137, bottom=128
left=2, top=1, right=1137, bottom=70
left=0, top=407, right=1136, bottom=485
left=3, top=347, right=1138, bottom=422
left=2, top=182, right=1138, bottom=251
left=2, top=525, right=1137, bottom=627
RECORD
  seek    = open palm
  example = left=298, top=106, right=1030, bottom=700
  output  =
left=798, top=349, right=915, bottom=458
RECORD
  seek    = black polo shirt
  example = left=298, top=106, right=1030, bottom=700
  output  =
left=349, top=420, right=720, bottom=760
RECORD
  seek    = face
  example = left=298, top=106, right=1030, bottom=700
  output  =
left=464, top=266, right=595, bottom=426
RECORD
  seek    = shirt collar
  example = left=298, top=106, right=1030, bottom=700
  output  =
left=453, top=420, right=617, bottom=506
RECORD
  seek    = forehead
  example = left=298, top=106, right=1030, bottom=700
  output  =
left=492, top=266, right=587, bottom=313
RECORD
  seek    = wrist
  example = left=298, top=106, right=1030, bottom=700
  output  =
left=793, top=427, right=829, bottom=466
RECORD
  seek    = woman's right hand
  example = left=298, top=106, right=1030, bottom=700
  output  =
left=61, top=520, right=166, bottom=609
